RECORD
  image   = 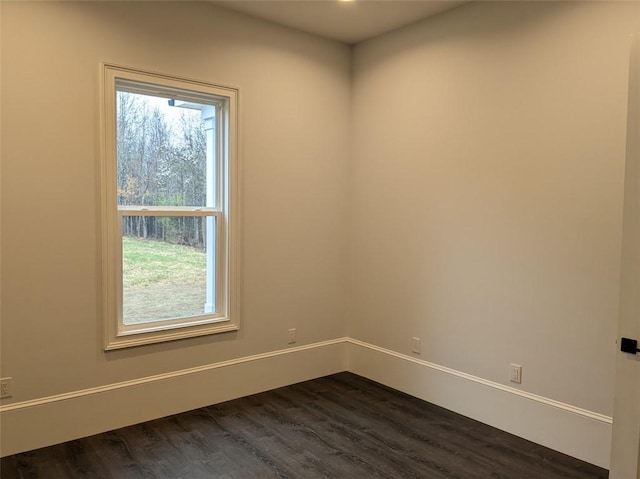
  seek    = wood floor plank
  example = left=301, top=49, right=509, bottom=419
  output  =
left=0, top=373, right=608, bottom=478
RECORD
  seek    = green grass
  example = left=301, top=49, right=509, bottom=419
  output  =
left=122, top=236, right=205, bottom=288
left=122, top=236, right=207, bottom=323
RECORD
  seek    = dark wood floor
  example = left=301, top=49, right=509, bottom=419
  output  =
left=1, top=372, right=607, bottom=479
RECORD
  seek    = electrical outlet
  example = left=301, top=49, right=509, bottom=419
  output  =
left=412, top=337, right=421, bottom=354
left=509, top=364, right=522, bottom=384
left=1, top=377, right=13, bottom=399
left=287, top=328, right=296, bottom=344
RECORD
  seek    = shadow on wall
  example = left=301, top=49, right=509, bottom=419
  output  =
left=62, top=0, right=347, bottom=78
left=354, top=1, right=582, bottom=70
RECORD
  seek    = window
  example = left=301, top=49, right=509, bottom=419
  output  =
left=101, top=64, right=239, bottom=350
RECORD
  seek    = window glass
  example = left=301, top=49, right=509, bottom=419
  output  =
left=116, top=91, right=214, bottom=208
left=121, top=215, right=216, bottom=324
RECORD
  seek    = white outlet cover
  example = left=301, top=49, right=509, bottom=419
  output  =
left=287, top=328, right=296, bottom=344
left=412, top=337, right=421, bottom=354
left=509, top=364, right=522, bottom=384
left=0, top=377, right=13, bottom=399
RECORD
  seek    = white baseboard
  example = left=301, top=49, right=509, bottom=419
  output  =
left=0, top=339, right=347, bottom=457
left=0, top=337, right=613, bottom=469
left=346, top=339, right=612, bottom=469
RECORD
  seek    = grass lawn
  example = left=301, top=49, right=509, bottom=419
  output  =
left=122, top=236, right=207, bottom=323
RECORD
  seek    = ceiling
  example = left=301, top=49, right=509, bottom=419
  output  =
left=212, top=1, right=467, bottom=44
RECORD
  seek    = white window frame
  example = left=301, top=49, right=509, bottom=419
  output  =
left=100, top=64, right=240, bottom=350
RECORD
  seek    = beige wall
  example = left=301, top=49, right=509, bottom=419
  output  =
left=350, top=0, right=640, bottom=416
left=0, top=1, right=350, bottom=402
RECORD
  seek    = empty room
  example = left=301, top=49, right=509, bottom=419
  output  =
left=1, top=1, right=639, bottom=477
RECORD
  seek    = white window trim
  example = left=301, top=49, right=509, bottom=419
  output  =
left=100, top=63, right=240, bottom=350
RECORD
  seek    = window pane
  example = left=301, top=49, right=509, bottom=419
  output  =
left=121, top=215, right=216, bottom=324
left=116, top=90, right=217, bottom=207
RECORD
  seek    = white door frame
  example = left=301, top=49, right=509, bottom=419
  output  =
left=609, top=32, right=640, bottom=479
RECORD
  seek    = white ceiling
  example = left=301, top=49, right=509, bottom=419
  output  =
left=212, top=1, right=467, bottom=44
